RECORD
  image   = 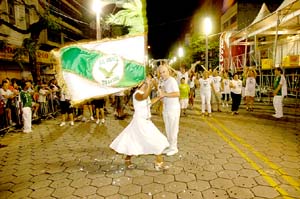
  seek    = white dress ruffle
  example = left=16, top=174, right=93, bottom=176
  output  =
left=110, top=90, right=169, bottom=155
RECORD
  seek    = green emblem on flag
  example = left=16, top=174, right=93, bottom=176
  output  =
left=60, top=46, right=145, bottom=87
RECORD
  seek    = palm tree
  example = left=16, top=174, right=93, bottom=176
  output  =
left=105, top=0, right=145, bottom=35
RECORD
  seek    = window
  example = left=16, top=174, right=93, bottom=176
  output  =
left=223, top=21, right=229, bottom=30
left=230, top=15, right=237, bottom=24
left=25, top=7, right=30, bottom=29
left=8, top=1, right=15, bottom=24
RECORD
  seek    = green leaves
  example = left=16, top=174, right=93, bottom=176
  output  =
left=105, top=0, right=144, bottom=35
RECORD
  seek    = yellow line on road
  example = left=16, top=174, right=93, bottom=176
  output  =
left=203, top=118, right=291, bottom=198
left=212, top=117, right=300, bottom=191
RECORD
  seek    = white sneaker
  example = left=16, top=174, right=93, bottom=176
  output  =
left=70, top=121, right=74, bottom=126
left=226, top=103, right=229, bottom=107
left=96, top=119, right=100, bottom=124
left=90, top=116, right=94, bottom=121
left=166, top=149, right=178, bottom=156
left=59, top=122, right=66, bottom=127
left=101, top=119, right=105, bottom=124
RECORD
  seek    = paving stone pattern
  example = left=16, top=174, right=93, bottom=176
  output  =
left=0, top=101, right=300, bottom=199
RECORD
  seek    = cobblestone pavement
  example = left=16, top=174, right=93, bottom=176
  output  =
left=0, top=101, right=300, bottom=199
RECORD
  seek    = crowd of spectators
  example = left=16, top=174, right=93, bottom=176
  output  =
left=1, top=63, right=286, bottom=136
left=0, top=76, right=135, bottom=133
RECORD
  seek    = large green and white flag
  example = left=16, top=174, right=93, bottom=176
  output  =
left=54, top=35, right=145, bottom=104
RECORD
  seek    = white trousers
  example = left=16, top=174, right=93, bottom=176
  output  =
left=201, top=91, right=211, bottom=113
left=273, top=95, right=283, bottom=117
left=22, top=107, right=32, bottom=132
left=163, top=110, right=180, bottom=150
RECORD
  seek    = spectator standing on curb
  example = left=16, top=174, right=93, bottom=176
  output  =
left=38, top=84, right=50, bottom=118
left=272, top=67, right=287, bottom=118
left=0, top=80, right=18, bottom=126
left=113, top=91, right=127, bottom=120
left=20, top=80, right=33, bottom=133
left=158, top=64, right=180, bottom=156
left=230, top=73, right=243, bottom=115
left=92, top=98, right=105, bottom=124
left=59, top=90, right=74, bottom=126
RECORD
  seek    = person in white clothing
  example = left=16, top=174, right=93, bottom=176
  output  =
left=59, top=90, right=74, bottom=126
left=20, top=80, right=33, bottom=133
left=230, top=73, right=243, bottom=115
left=38, top=84, right=50, bottom=117
left=171, top=61, right=199, bottom=85
left=272, top=67, right=287, bottom=118
left=245, top=68, right=257, bottom=111
left=198, top=71, right=214, bottom=116
left=188, top=73, right=196, bottom=109
left=211, top=70, right=222, bottom=112
left=158, top=65, right=180, bottom=156
left=221, top=72, right=230, bottom=108
left=0, top=80, right=18, bottom=126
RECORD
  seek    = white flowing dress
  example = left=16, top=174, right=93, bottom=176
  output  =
left=110, top=90, right=169, bottom=155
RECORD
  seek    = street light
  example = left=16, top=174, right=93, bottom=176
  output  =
left=204, top=17, right=212, bottom=70
left=178, top=47, right=184, bottom=67
left=92, top=0, right=102, bottom=40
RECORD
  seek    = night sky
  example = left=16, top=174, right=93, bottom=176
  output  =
left=146, top=0, right=223, bottom=59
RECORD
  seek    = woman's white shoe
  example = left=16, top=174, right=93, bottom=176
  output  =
left=154, top=162, right=169, bottom=171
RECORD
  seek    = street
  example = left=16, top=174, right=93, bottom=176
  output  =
left=0, top=101, right=300, bottom=199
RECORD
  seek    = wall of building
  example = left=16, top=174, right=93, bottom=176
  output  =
left=0, top=0, right=92, bottom=82
left=220, top=3, right=237, bottom=31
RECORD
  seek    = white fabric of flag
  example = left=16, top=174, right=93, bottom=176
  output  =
left=54, top=35, right=145, bottom=104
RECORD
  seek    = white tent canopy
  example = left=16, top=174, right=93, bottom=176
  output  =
left=231, top=0, right=300, bottom=45
left=250, top=3, right=271, bottom=25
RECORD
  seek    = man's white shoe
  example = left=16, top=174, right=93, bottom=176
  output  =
left=59, top=122, right=66, bottom=127
left=96, top=119, right=100, bottom=124
left=101, top=119, right=105, bottom=124
left=272, top=114, right=282, bottom=118
left=70, top=121, right=74, bottom=126
left=90, top=116, right=94, bottom=121
left=166, top=149, right=178, bottom=156
left=162, top=148, right=171, bottom=154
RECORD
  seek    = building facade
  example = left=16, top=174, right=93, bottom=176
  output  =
left=221, top=0, right=283, bottom=31
left=0, top=0, right=93, bottom=82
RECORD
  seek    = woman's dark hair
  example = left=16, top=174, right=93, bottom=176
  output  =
left=275, top=67, right=283, bottom=73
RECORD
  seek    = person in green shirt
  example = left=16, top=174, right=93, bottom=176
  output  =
left=20, top=80, right=33, bottom=133
left=179, top=77, right=190, bottom=116
left=272, top=67, right=287, bottom=118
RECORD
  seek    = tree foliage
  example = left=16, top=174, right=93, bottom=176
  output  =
left=105, top=0, right=144, bottom=35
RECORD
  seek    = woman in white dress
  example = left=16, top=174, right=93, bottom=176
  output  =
left=110, top=76, right=169, bottom=170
